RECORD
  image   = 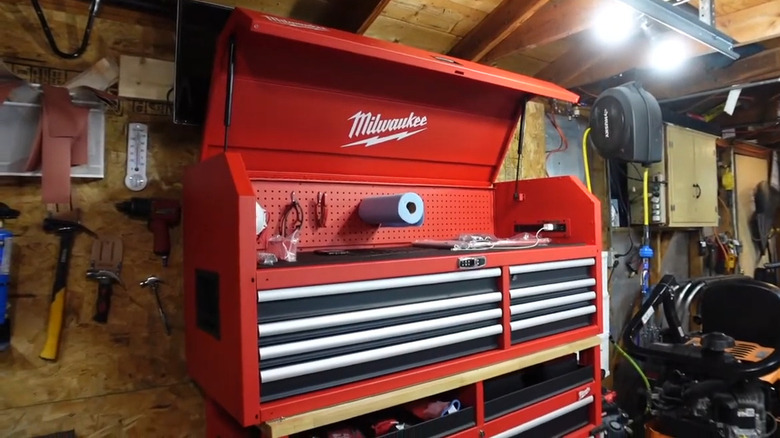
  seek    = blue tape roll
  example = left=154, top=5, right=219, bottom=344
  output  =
left=358, top=193, right=424, bottom=227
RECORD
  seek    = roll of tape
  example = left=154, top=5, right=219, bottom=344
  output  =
left=358, top=193, right=424, bottom=227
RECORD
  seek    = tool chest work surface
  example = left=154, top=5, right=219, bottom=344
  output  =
left=257, top=244, right=587, bottom=268
left=182, top=7, right=601, bottom=437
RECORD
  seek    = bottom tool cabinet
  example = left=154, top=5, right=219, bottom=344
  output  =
left=204, top=337, right=602, bottom=438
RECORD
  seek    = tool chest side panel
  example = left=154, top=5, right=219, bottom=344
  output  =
left=183, top=153, right=260, bottom=426
left=494, top=176, right=602, bottom=246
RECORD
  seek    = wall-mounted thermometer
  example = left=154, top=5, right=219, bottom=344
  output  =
left=125, top=123, right=149, bottom=191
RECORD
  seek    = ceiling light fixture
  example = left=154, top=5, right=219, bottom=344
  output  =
left=615, top=0, right=739, bottom=60
left=648, top=33, right=689, bottom=71
left=592, top=3, right=637, bottom=44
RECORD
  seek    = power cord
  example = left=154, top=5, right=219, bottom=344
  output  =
left=609, top=335, right=652, bottom=414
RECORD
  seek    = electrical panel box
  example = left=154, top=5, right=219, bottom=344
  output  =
left=629, top=123, right=719, bottom=228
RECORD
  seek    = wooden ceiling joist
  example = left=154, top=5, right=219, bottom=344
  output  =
left=717, top=0, right=780, bottom=45
left=644, top=47, right=780, bottom=100
left=536, top=0, right=780, bottom=92
left=533, top=32, right=651, bottom=89
left=320, top=0, right=392, bottom=34
left=480, top=0, right=600, bottom=64
left=447, top=0, right=551, bottom=62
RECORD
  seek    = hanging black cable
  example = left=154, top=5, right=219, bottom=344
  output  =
left=513, top=96, right=530, bottom=201
left=30, top=0, right=102, bottom=59
left=223, top=35, right=236, bottom=153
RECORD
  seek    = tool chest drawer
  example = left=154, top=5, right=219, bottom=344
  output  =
left=484, top=354, right=594, bottom=421
left=257, top=269, right=504, bottom=401
left=508, top=259, right=597, bottom=344
left=376, top=407, right=476, bottom=438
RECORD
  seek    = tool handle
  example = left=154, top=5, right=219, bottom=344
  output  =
left=150, top=219, right=170, bottom=258
left=40, top=288, right=66, bottom=361
left=92, top=282, right=112, bottom=324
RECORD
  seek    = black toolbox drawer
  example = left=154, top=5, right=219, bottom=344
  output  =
left=378, top=406, right=475, bottom=438
left=510, top=404, right=590, bottom=438
left=484, top=355, right=593, bottom=421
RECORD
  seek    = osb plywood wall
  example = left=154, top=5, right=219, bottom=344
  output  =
left=496, top=99, right=547, bottom=182
left=0, top=3, right=204, bottom=436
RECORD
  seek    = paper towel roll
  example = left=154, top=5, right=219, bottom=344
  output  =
left=358, top=193, right=424, bottom=227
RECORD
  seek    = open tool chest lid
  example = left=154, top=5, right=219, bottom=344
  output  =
left=201, top=8, right=579, bottom=188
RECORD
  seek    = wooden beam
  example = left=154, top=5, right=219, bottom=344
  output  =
left=5, top=0, right=173, bottom=28
left=715, top=100, right=775, bottom=128
left=532, top=1, right=780, bottom=90
left=448, top=0, right=552, bottom=62
left=534, top=32, right=648, bottom=88
left=644, top=47, right=780, bottom=100
left=719, top=138, right=773, bottom=158
left=482, top=0, right=600, bottom=64
left=717, top=0, right=780, bottom=45
left=320, top=0, right=392, bottom=34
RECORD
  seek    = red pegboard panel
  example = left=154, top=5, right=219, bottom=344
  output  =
left=254, top=181, right=494, bottom=250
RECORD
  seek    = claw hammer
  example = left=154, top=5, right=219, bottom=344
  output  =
left=140, top=276, right=170, bottom=335
left=40, top=216, right=96, bottom=361
left=86, top=269, right=123, bottom=324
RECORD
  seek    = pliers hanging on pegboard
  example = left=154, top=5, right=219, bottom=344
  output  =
left=316, top=192, right=328, bottom=228
left=279, top=192, right=303, bottom=237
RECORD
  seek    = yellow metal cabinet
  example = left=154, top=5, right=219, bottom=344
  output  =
left=629, top=124, right=719, bottom=227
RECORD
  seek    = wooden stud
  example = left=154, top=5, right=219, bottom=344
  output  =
left=481, top=0, right=600, bottom=64
left=448, top=0, right=551, bottom=61
left=320, top=0, right=392, bottom=34
left=717, top=0, right=780, bottom=45
left=645, top=48, right=780, bottom=101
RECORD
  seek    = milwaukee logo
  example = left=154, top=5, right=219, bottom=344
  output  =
left=342, top=111, right=428, bottom=148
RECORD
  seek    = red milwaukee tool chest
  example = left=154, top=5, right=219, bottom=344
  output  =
left=184, top=8, right=602, bottom=437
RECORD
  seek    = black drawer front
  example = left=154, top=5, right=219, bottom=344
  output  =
left=259, top=274, right=500, bottom=323
left=262, top=318, right=499, bottom=369
left=378, top=407, right=475, bottom=438
left=261, top=335, right=499, bottom=402
left=510, top=405, right=589, bottom=438
left=261, top=302, right=497, bottom=347
left=511, top=314, right=593, bottom=344
left=510, top=287, right=593, bottom=306
left=510, top=265, right=592, bottom=289
left=485, top=365, right=594, bottom=421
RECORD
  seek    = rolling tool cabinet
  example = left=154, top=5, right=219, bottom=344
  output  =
left=183, top=8, right=603, bottom=437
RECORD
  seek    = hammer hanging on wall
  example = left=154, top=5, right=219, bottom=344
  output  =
left=39, top=213, right=96, bottom=361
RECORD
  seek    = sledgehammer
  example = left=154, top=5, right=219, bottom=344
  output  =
left=40, top=216, right=96, bottom=361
